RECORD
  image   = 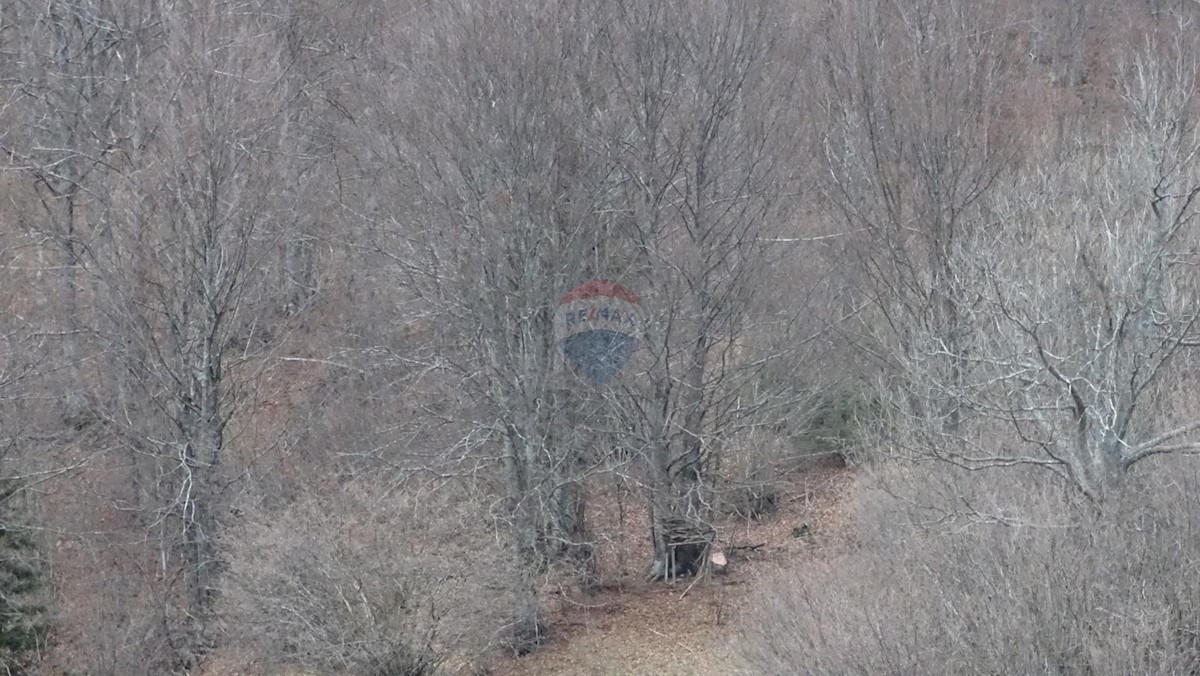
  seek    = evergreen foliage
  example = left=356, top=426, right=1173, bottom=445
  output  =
left=0, top=482, right=47, bottom=672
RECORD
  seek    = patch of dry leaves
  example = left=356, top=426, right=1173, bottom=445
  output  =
left=493, top=464, right=859, bottom=676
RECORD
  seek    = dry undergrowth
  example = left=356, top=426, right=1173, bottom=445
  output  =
left=493, top=464, right=858, bottom=676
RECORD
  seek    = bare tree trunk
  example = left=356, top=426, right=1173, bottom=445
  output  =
left=502, top=429, right=546, bottom=654
left=177, top=329, right=224, bottom=651
left=1065, top=0, right=1088, bottom=87
left=677, top=332, right=711, bottom=488
left=282, top=236, right=318, bottom=316
left=546, top=477, right=596, bottom=590
left=54, top=189, right=90, bottom=422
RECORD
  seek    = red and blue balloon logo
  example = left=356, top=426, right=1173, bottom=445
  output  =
left=555, top=280, right=641, bottom=385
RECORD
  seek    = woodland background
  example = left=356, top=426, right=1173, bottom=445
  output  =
left=2, top=0, right=1200, bottom=674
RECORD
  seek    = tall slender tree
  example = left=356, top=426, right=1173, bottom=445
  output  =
left=598, top=0, right=800, bottom=580
left=83, top=0, right=303, bottom=661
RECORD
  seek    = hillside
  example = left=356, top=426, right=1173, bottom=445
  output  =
left=2, top=0, right=1200, bottom=673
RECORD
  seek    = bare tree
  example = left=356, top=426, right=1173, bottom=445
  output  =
left=364, top=0, right=808, bottom=603
left=79, top=0, right=302, bottom=662
left=0, top=0, right=145, bottom=422
left=810, top=0, right=1019, bottom=432
left=593, top=0, right=805, bottom=580
left=356, top=0, right=621, bottom=652
left=1030, top=0, right=1091, bottom=87
left=875, top=20, right=1200, bottom=498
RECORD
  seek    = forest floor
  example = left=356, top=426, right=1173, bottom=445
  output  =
left=493, top=463, right=859, bottom=676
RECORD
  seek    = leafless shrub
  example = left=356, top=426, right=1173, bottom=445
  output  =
left=741, top=458, right=1200, bottom=675
left=62, top=573, right=178, bottom=676
left=220, top=484, right=513, bottom=675
left=715, top=430, right=798, bottom=521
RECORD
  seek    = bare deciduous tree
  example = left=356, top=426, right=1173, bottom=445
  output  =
left=1030, top=0, right=1091, bottom=87
left=811, top=0, right=1017, bottom=433
left=595, top=0, right=803, bottom=580
left=0, top=0, right=143, bottom=421
left=80, top=0, right=303, bottom=661
left=874, top=21, right=1200, bottom=498
left=358, top=0, right=621, bottom=652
